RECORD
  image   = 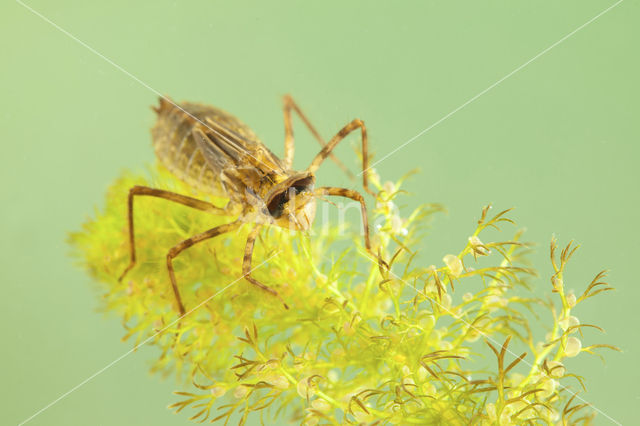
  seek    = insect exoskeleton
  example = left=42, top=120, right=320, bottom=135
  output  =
left=119, top=95, right=383, bottom=316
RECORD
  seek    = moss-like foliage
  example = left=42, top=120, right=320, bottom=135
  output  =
left=69, top=165, right=617, bottom=425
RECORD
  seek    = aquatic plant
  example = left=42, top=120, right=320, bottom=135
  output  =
left=70, top=164, right=617, bottom=425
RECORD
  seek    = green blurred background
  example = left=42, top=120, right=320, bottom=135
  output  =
left=1, top=1, right=637, bottom=424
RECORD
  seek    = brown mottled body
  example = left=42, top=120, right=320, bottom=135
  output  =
left=152, top=99, right=286, bottom=205
left=119, top=96, right=381, bottom=316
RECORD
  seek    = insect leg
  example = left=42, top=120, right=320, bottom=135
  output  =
left=166, top=221, right=241, bottom=315
left=119, top=185, right=227, bottom=283
left=307, top=119, right=375, bottom=196
left=315, top=186, right=387, bottom=268
left=242, top=225, right=290, bottom=309
left=282, top=94, right=354, bottom=180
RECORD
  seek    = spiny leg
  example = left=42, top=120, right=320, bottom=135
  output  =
left=315, top=186, right=387, bottom=268
left=167, top=221, right=241, bottom=315
left=119, top=185, right=227, bottom=282
left=282, top=94, right=355, bottom=180
left=242, top=224, right=289, bottom=309
left=307, top=119, right=375, bottom=196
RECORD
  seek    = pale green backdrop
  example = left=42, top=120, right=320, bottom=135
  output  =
left=1, top=1, right=638, bottom=424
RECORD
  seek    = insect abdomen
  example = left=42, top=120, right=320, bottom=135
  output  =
left=151, top=98, right=226, bottom=196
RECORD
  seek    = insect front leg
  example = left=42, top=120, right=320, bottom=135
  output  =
left=282, top=95, right=354, bottom=180
left=315, top=186, right=388, bottom=269
left=242, top=224, right=289, bottom=309
left=119, top=185, right=228, bottom=283
left=166, top=221, right=241, bottom=315
left=307, top=119, right=375, bottom=196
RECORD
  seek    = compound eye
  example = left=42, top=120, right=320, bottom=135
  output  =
left=292, top=176, right=314, bottom=194
left=267, top=191, right=287, bottom=218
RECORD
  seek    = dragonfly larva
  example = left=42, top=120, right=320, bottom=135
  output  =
left=119, top=95, right=382, bottom=315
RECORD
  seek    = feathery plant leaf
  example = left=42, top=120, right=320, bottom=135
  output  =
left=69, top=164, right=616, bottom=425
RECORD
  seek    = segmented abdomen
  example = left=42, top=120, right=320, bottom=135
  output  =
left=151, top=98, right=250, bottom=197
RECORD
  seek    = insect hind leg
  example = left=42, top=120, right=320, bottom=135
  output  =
left=118, top=185, right=226, bottom=287
left=282, top=95, right=355, bottom=181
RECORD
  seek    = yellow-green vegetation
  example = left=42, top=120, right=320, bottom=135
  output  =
left=70, top=165, right=618, bottom=425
